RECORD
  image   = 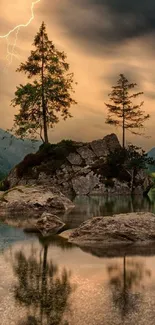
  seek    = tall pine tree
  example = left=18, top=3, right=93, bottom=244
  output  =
left=105, top=74, right=149, bottom=148
left=11, top=22, right=77, bottom=143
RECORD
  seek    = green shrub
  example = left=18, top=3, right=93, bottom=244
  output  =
left=104, top=179, right=115, bottom=188
left=16, top=139, right=76, bottom=178
left=118, top=169, right=131, bottom=182
left=16, top=153, right=45, bottom=178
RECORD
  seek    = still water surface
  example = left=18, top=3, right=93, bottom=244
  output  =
left=1, top=194, right=155, bottom=325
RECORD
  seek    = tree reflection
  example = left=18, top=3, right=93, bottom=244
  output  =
left=107, top=256, right=151, bottom=320
left=12, top=240, right=73, bottom=325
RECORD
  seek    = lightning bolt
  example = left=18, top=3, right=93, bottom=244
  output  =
left=0, top=0, right=41, bottom=67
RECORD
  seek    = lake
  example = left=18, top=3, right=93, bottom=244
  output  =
left=1, top=194, right=155, bottom=325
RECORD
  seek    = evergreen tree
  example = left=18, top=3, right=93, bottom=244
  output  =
left=107, top=145, right=155, bottom=193
left=105, top=74, right=149, bottom=148
left=11, top=22, right=77, bottom=143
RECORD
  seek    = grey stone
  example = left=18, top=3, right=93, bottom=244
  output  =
left=104, top=133, right=121, bottom=152
left=0, top=185, right=75, bottom=215
left=72, top=171, right=100, bottom=195
left=90, top=179, right=131, bottom=195
left=90, top=134, right=120, bottom=158
left=67, top=152, right=83, bottom=165
left=77, top=145, right=96, bottom=165
left=90, top=139, right=109, bottom=157
left=72, top=165, right=82, bottom=173
left=69, top=212, right=155, bottom=246
left=35, top=212, right=66, bottom=236
left=134, top=170, right=154, bottom=195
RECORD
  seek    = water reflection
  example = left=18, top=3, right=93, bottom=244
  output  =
left=12, top=238, right=73, bottom=325
left=64, top=194, right=155, bottom=228
left=107, top=257, right=151, bottom=321
left=1, top=230, right=155, bottom=325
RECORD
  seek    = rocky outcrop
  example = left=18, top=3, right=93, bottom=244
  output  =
left=0, top=185, right=74, bottom=217
left=72, top=171, right=99, bottom=195
left=134, top=170, right=153, bottom=195
left=35, top=212, right=66, bottom=236
left=69, top=212, right=155, bottom=246
left=5, top=134, right=153, bottom=196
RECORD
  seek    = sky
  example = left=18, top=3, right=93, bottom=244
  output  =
left=0, top=0, right=155, bottom=150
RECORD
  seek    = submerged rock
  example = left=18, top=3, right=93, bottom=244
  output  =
left=69, top=212, right=155, bottom=246
left=35, top=212, right=66, bottom=236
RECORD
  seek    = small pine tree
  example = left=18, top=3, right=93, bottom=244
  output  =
left=107, top=145, right=155, bottom=193
left=11, top=22, right=77, bottom=143
left=105, top=74, right=150, bottom=148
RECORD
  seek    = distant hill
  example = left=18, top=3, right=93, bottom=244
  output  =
left=148, top=147, right=155, bottom=159
left=0, top=129, right=41, bottom=178
left=147, top=147, right=155, bottom=173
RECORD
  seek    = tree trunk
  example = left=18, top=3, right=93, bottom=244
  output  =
left=122, top=81, right=125, bottom=148
left=122, top=118, right=125, bottom=148
left=122, top=100, right=125, bottom=148
left=130, top=168, right=135, bottom=194
left=41, top=30, right=49, bottom=144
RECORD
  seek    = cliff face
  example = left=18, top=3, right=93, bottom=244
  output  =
left=5, top=133, right=153, bottom=196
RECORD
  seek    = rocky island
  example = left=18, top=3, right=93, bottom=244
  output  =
left=0, top=133, right=154, bottom=243
left=2, top=133, right=153, bottom=197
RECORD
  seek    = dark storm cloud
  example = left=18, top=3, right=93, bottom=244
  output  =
left=56, top=0, right=155, bottom=49
left=102, top=64, right=143, bottom=86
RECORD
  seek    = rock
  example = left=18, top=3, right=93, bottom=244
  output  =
left=134, top=170, right=154, bottom=195
left=7, top=167, right=19, bottom=188
left=104, top=133, right=121, bottom=152
left=35, top=212, right=66, bottom=236
left=72, top=171, right=100, bottom=195
left=90, top=139, right=109, bottom=157
left=69, top=212, right=155, bottom=246
left=0, top=185, right=75, bottom=217
left=67, top=152, right=83, bottom=165
left=5, top=134, right=153, bottom=197
left=90, top=179, right=131, bottom=195
left=90, top=134, right=121, bottom=158
left=72, top=165, right=83, bottom=173
left=59, top=229, right=73, bottom=239
left=76, top=145, right=96, bottom=165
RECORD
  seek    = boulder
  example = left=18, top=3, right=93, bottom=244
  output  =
left=104, top=133, right=121, bottom=151
left=67, top=152, right=83, bottom=165
left=69, top=212, right=155, bottom=246
left=35, top=212, right=66, bottom=236
left=134, top=170, right=154, bottom=195
left=0, top=185, right=75, bottom=217
left=72, top=171, right=100, bottom=195
left=76, top=145, right=96, bottom=165
left=90, top=139, right=109, bottom=157
left=90, top=133, right=121, bottom=157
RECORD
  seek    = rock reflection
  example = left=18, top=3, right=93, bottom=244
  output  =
left=64, top=195, right=154, bottom=228
left=12, top=239, right=73, bottom=325
left=107, top=257, right=151, bottom=320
